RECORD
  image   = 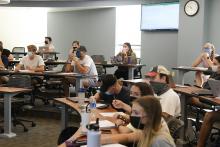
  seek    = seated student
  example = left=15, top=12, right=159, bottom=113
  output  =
left=114, top=42, right=137, bottom=80
left=44, top=36, right=55, bottom=52
left=0, top=41, right=14, bottom=62
left=192, top=42, right=216, bottom=87
left=197, top=110, right=220, bottom=147
left=92, top=74, right=130, bottom=111
left=63, top=46, right=98, bottom=89
left=146, top=65, right=181, bottom=117
left=0, top=47, right=9, bottom=84
left=15, top=45, right=45, bottom=72
left=67, top=96, right=175, bottom=147
left=112, top=82, right=154, bottom=114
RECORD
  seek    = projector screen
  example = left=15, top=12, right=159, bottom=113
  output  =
left=141, top=3, right=179, bottom=31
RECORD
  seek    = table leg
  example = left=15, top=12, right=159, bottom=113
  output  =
left=128, top=67, right=134, bottom=80
left=61, top=104, right=68, bottom=131
left=177, top=70, right=186, bottom=85
left=0, top=93, right=16, bottom=138
left=180, top=93, right=188, bottom=140
left=75, top=78, right=83, bottom=96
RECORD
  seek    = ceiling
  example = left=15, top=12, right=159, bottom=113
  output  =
left=1, top=0, right=142, bottom=7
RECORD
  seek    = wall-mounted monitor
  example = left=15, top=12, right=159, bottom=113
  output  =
left=141, top=2, right=179, bottom=31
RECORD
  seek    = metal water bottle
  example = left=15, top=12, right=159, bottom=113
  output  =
left=87, top=118, right=101, bottom=147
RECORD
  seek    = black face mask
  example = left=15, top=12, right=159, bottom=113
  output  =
left=129, top=96, right=138, bottom=102
left=73, top=47, right=77, bottom=50
left=44, top=41, right=48, bottom=44
left=130, top=115, right=144, bottom=129
left=150, top=81, right=169, bottom=96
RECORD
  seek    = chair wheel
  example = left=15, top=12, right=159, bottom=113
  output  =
left=32, top=122, right=36, bottom=127
left=24, top=128, right=28, bottom=132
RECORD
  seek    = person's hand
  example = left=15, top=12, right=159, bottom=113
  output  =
left=26, top=66, right=35, bottom=71
left=112, top=100, right=125, bottom=109
left=68, top=53, right=75, bottom=61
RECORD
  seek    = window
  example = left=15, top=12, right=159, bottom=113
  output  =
left=115, top=5, right=141, bottom=58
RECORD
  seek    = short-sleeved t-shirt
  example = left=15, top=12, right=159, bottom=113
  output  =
left=19, top=55, right=45, bottom=69
left=75, top=55, right=98, bottom=78
left=99, top=86, right=130, bottom=111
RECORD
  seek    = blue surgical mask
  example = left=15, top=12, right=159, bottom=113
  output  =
left=27, top=51, right=33, bottom=57
left=76, top=50, right=81, bottom=58
left=204, top=48, right=212, bottom=56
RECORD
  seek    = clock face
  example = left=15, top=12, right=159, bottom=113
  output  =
left=184, top=0, right=199, bottom=16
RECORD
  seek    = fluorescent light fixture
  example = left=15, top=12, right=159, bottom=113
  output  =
left=0, top=0, right=10, bottom=4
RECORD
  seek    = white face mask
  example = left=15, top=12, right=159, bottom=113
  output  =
left=27, top=51, right=33, bottom=57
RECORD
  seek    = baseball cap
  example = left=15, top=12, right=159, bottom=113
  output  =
left=77, top=45, right=87, bottom=52
left=146, top=65, right=170, bottom=77
left=100, top=74, right=117, bottom=92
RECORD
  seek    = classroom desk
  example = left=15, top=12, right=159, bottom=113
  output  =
left=95, top=63, right=145, bottom=79
left=0, top=87, right=31, bottom=138
left=55, top=98, right=116, bottom=131
left=0, top=70, right=96, bottom=97
left=172, top=66, right=208, bottom=85
left=9, top=59, right=67, bottom=66
left=174, top=86, right=220, bottom=139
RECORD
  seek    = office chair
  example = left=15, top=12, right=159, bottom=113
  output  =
left=91, top=55, right=105, bottom=76
left=12, top=47, right=25, bottom=60
left=0, top=75, right=36, bottom=132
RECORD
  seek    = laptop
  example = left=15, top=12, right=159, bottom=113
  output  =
left=208, top=79, right=220, bottom=97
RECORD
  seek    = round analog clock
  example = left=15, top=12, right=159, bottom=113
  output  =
left=184, top=0, right=199, bottom=16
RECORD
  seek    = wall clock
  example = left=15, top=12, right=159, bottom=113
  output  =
left=184, top=0, right=199, bottom=16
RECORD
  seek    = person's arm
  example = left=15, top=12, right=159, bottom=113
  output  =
left=0, top=55, right=5, bottom=69
left=112, top=100, right=132, bottom=114
left=201, top=53, right=213, bottom=67
left=101, top=130, right=141, bottom=145
left=92, top=92, right=101, bottom=101
left=192, top=53, right=203, bottom=67
left=74, top=60, right=89, bottom=74
left=14, top=64, right=22, bottom=72
left=33, top=65, right=45, bottom=72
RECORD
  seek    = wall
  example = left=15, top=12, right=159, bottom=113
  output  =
left=0, top=7, right=47, bottom=51
left=47, top=8, right=116, bottom=63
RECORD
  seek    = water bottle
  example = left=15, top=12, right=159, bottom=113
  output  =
left=89, top=97, right=96, bottom=121
left=80, top=108, right=90, bottom=133
left=87, top=118, right=101, bottom=147
left=78, top=88, right=86, bottom=109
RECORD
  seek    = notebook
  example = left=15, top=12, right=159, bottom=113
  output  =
left=208, top=79, right=220, bottom=97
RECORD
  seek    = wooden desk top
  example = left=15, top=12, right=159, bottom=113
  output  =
left=0, top=87, right=31, bottom=94
left=172, top=66, right=208, bottom=72
left=174, top=86, right=220, bottom=106
left=95, top=63, right=145, bottom=68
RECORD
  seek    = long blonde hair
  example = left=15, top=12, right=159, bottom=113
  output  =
left=134, top=96, right=174, bottom=147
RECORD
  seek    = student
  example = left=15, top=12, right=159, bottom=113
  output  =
left=146, top=65, right=181, bottom=117
left=197, top=110, right=220, bottom=147
left=15, top=45, right=45, bottom=72
left=44, top=36, right=55, bottom=52
left=0, top=46, right=9, bottom=84
left=112, top=82, right=154, bottom=114
left=63, top=46, right=98, bottom=90
left=68, top=40, right=80, bottom=59
left=102, top=96, right=175, bottom=147
left=192, top=42, right=216, bottom=87
left=114, top=42, right=137, bottom=80
left=92, top=74, right=130, bottom=111
left=0, top=41, right=14, bottom=62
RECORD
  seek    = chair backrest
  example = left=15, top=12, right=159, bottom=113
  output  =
left=91, top=55, right=105, bottom=63
left=12, top=47, right=25, bottom=59
left=136, top=58, right=141, bottom=64
left=6, top=75, right=32, bottom=89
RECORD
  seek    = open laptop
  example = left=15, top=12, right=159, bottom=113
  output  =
left=208, top=79, right=220, bottom=97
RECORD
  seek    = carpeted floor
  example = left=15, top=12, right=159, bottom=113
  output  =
left=0, top=99, right=80, bottom=147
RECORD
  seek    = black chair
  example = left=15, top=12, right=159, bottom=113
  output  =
left=91, top=55, right=105, bottom=76
left=12, top=47, right=25, bottom=60
left=134, top=58, right=142, bottom=79
left=0, top=75, right=36, bottom=132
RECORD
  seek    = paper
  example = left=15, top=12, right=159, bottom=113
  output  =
left=175, top=84, right=189, bottom=88
left=96, top=103, right=107, bottom=108
left=100, top=112, right=124, bottom=117
left=90, top=120, right=116, bottom=129
left=19, top=70, right=33, bottom=73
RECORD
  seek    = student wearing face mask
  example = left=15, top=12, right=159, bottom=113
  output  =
left=15, top=45, right=45, bottom=72
left=146, top=65, right=181, bottom=117
left=92, top=74, right=130, bottom=111
left=100, top=96, right=175, bottom=147
left=68, top=40, right=80, bottom=59
left=63, top=46, right=98, bottom=91
left=112, top=82, right=154, bottom=114
left=192, top=42, right=216, bottom=87
left=44, top=36, right=55, bottom=52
